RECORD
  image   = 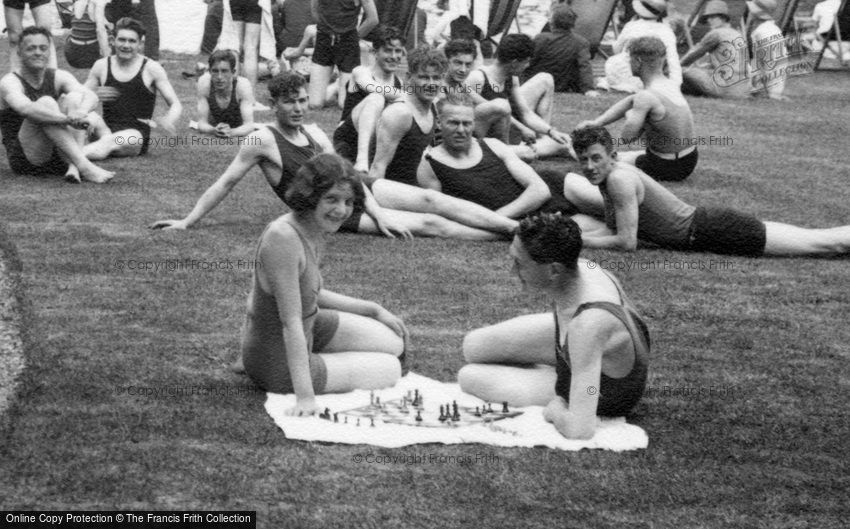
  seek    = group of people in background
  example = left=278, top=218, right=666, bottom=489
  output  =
left=2, top=0, right=849, bottom=441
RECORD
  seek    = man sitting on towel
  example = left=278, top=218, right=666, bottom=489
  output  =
left=458, top=212, right=650, bottom=439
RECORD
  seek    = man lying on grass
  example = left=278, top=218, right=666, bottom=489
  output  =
left=152, top=72, right=517, bottom=240
left=571, top=125, right=850, bottom=256
left=417, top=93, right=606, bottom=227
left=240, top=153, right=406, bottom=415
left=458, top=213, right=649, bottom=439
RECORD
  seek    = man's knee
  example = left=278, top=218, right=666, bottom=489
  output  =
left=462, top=328, right=489, bottom=362
left=418, top=189, right=443, bottom=210
left=35, top=96, right=61, bottom=112
left=480, top=98, right=511, bottom=117
left=58, top=91, right=86, bottom=113
left=362, top=92, right=384, bottom=106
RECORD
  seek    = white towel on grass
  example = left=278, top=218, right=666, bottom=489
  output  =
left=265, top=373, right=648, bottom=451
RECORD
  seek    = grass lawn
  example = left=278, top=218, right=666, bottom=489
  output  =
left=1, top=42, right=849, bottom=527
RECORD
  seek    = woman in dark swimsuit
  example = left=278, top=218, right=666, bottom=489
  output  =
left=241, top=153, right=407, bottom=415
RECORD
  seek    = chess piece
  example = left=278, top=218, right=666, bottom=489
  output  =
left=333, top=413, right=339, bottom=423
left=345, top=416, right=348, bottom=424
left=487, top=402, right=493, bottom=413
left=502, top=401, right=509, bottom=413
left=356, top=418, right=360, bottom=427
left=370, top=417, right=375, bottom=427
left=474, top=406, right=481, bottom=417
left=438, top=405, right=446, bottom=422
left=415, top=410, right=423, bottom=422
left=370, top=391, right=374, bottom=405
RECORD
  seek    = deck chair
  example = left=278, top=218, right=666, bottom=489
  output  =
left=815, top=0, right=850, bottom=68
left=689, top=0, right=801, bottom=31
left=687, top=0, right=800, bottom=52
left=571, top=0, right=621, bottom=58
left=485, top=0, right=523, bottom=37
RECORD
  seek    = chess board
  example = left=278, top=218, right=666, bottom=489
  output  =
left=324, top=394, right=523, bottom=428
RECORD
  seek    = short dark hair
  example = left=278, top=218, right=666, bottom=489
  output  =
left=444, top=39, right=477, bottom=60
left=629, top=36, right=667, bottom=59
left=517, top=213, right=583, bottom=270
left=113, top=17, right=146, bottom=39
left=551, top=5, right=578, bottom=30
left=496, top=34, right=534, bottom=63
left=407, top=45, right=448, bottom=76
left=268, top=72, right=307, bottom=100
left=208, top=49, right=237, bottom=71
left=572, top=125, right=614, bottom=155
left=284, top=154, right=365, bottom=213
left=372, top=24, right=406, bottom=50
left=20, top=26, right=52, bottom=43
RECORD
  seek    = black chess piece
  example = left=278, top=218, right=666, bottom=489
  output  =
left=370, top=417, right=375, bottom=427
left=502, top=401, right=509, bottom=413
left=333, top=413, right=339, bottom=423
left=415, top=410, right=423, bottom=422
left=474, top=406, right=481, bottom=417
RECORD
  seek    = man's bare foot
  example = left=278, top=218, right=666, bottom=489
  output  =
left=283, top=48, right=302, bottom=60
left=80, top=165, right=115, bottom=184
left=64, top=166, right=81, bottom=184
left=229, top=358, right=246, bottom=374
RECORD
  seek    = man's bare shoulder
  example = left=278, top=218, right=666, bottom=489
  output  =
left=607, top=161, right=644, bottom=192
left=0, top=71, right=22, bottom=91
left=53, top=68, right=84, bottom=91
left=633, top=89, right=660, bottom=108
left=379, top=101, right=415, bottom=131
left=235, top=76, right=253, bottom=95
left=144, top=59, right=170, bottom=81
left=247, top=125, right=277, bottom=148
left=89, top=57, right=108, bottom=76
left=302, top=122, right=330, bottom=145
left=480, top=136, right=509, bottom=154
